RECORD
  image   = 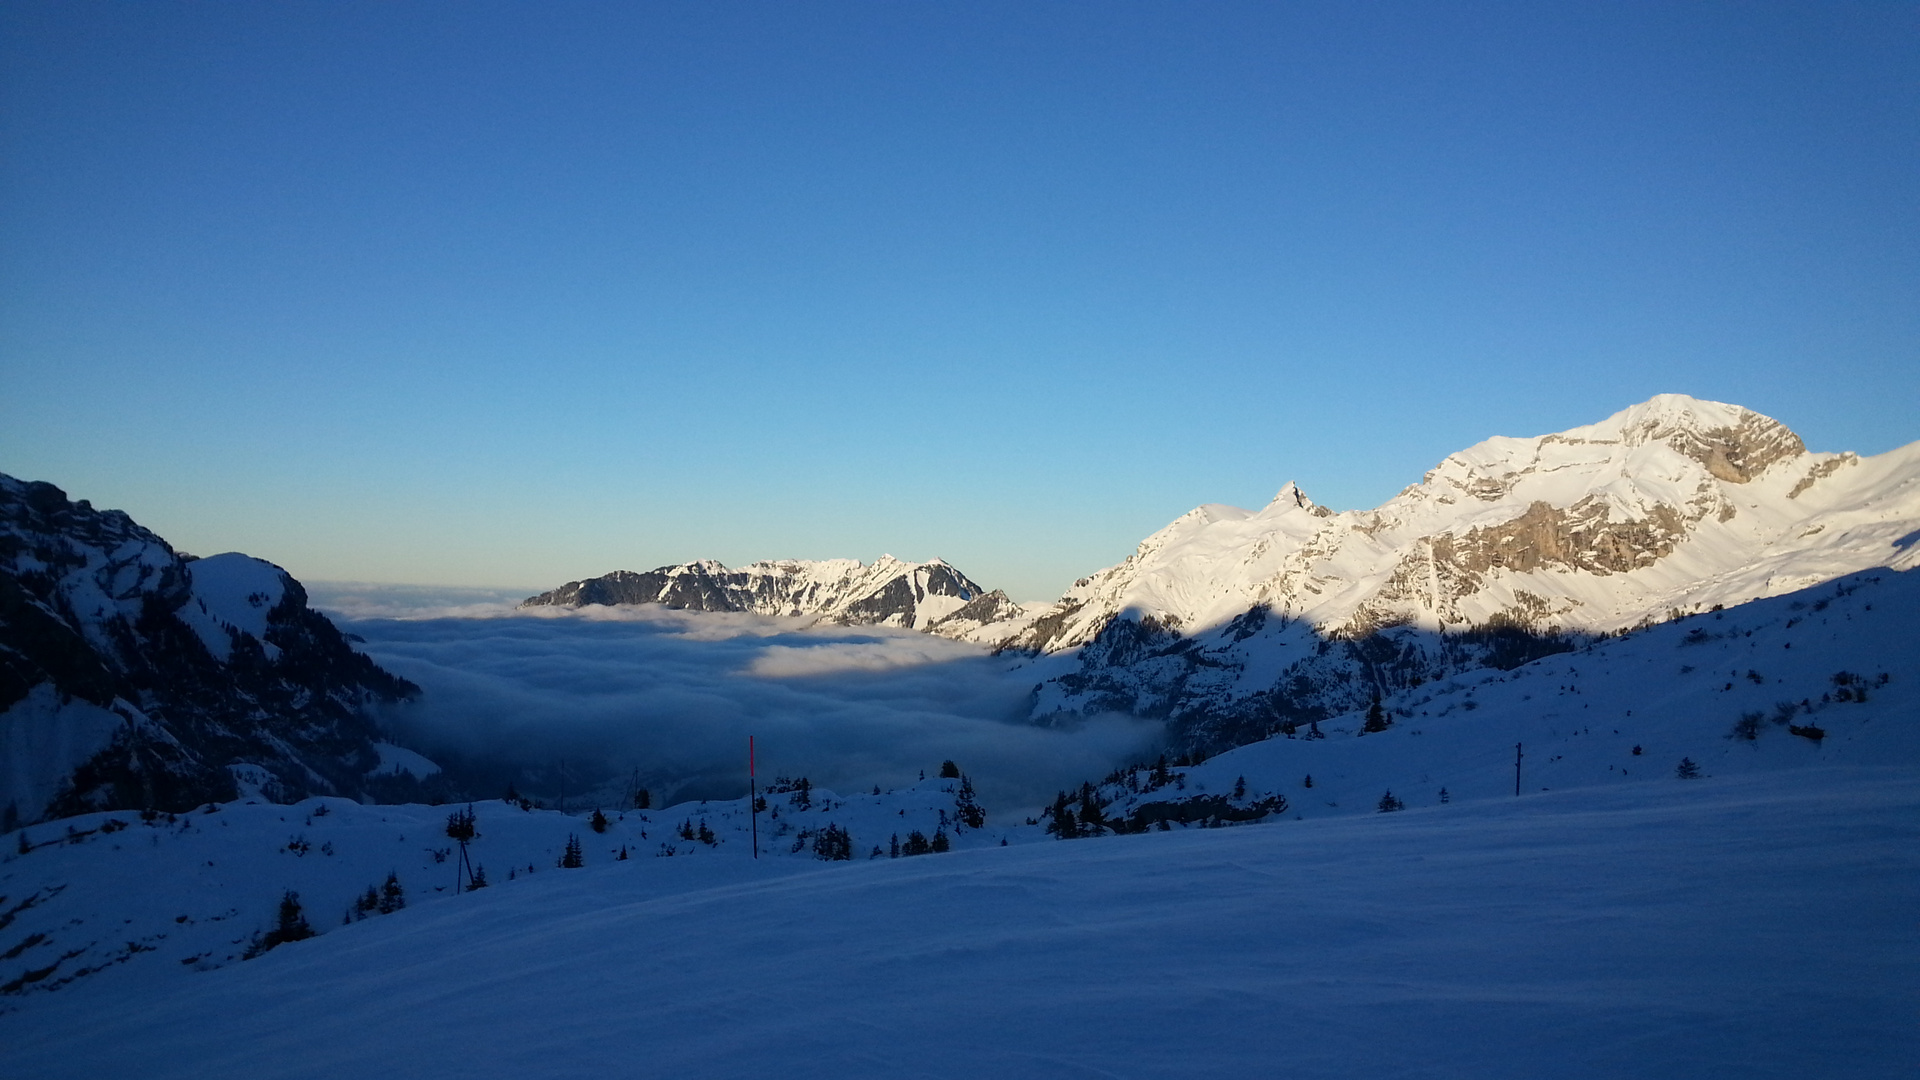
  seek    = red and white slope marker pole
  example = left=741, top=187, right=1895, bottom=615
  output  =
left=750, top=735, right=758, bottom=859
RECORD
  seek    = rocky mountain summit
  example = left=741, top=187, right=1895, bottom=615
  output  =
left=1003, top=395, right=1920, bottom=753
left=0, top=475, right=428, bottom=826
left=522, top=556, right=1038, bottom=642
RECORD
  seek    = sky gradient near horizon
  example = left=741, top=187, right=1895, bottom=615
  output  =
left=4, top=2, right=1917, bottom=601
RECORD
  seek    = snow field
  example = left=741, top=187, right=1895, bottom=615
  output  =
left=3, top=765, right=1915, bottom=1079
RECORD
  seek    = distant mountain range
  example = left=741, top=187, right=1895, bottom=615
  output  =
left=521, top=555, right=1040, bottom=643
left=516, top=395, right=1918, bottom=754
left=5, top=394, right=1916, bottom=821
left=0, top=476, right=430, bottom=827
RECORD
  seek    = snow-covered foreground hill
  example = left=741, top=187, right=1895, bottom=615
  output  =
left=3, top=764, right=1914, bottom=1079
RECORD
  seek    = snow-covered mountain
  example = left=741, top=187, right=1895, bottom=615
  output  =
left=3, top=562, right=1914, bottom=1073
left=1003, top=395, right=1920, bottom=752
left=0, top=475, right=430, bottom=826
left=522, top=556, right=1038, bottom=642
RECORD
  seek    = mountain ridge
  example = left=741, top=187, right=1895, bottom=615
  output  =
left=521, top=555, right=1039, bottom=643
left=0, top=475, right=431, bottom=826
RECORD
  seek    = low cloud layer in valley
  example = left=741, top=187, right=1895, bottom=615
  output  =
left=309, top=584, right=1160, bottom=814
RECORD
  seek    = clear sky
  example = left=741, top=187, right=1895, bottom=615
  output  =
left=3, top=2, right=1916, bottom=601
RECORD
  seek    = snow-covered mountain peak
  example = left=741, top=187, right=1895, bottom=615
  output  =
left=1003, top=396, right=1917, bottom=669
left=521, top=555, right=1038, bottom=642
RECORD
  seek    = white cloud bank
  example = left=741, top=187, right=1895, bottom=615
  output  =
left=309, top=585, right=1160, bottom=813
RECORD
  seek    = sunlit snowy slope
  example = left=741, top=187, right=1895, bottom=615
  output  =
left=1004, top=395, right=1920, bottom=752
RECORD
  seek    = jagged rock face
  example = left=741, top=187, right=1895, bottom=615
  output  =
left=1004, top=395, right=1920, bottom=755
left=523, top=556, right=1037, bottom=642
left=0, top=475, right=425, bottom=825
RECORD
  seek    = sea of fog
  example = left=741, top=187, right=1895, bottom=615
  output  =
left=307, top=583, right=1160, bottom=813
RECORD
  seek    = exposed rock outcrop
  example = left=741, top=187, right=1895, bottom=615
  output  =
left=0, top=475, right=426, bottom=825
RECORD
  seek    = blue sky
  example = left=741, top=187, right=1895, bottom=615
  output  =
left=3, top=2, right=1915, bottom=600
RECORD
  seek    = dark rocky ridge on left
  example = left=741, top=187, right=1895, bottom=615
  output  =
left=0, top=474, right=431, bottom=827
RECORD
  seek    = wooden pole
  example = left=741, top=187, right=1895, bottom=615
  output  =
left=749, top=735, right=758, bottom=859
left=1515, top=742, right=1524, bottom=796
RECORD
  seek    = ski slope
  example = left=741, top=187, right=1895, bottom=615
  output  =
left=1, top=765, right=1913, bottom=1079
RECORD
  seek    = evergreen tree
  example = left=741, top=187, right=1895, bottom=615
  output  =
left=1045, top=791, right=1077, bottom=839
left=634, top=788, right=651, bottom=810
left=812, top=823, right=853, bottom=861
left=1676, top=758, right=1703, bottom=780
left=244, top=890, right=316, bottom=958
left=901, top=830, right=933, bottom=856
left=445, top=805, right=479, bottom=843
left=1303, top=774, right=1313, bottom=789
left=1363, top=694, right=1392, bottom=733
left=1233, top=775, right=1247, bottom=799
left=379, top=872, right=406, bottom=913
left=930, top=829, right=950, bottom=853
left=696, top=821, right=716, bottom=845
left=560, top=834, right=585, bottom=868
left=939, top=760, right=961, bottom=779
left=590, top=808, right=610, bottom=834
left=889, top=833, right=900, bottom=858
left=469, top=864, right=488, bottom=888
left=16, top=830, right=28, bottom=855
left=954, top=776, right=986, bottom=830
left=792, top=777, right=812, bottom=810
left=1438, top=787, right=1450, bottom=804
left=1377, top=791, right=1405, bottom=813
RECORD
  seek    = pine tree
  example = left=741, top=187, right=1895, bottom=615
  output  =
left=1438, top=787, right=1450, bottom=804
left=930, top=829, right=950, bottom=853
left=560, top=834, right=585, bottom=867
left=379, top=872, right=406, bottom=913
left=1045, top=791, right=1077, bottom=839
left=1233, top=775, right=1247, bottom=799
left=1363, top=694, right=1392, bottom=733
left=1377, top=791, right=1404, bottom=812
left=939, top=760, right=961, bottom=779
left=590, top=808, right=610, bottom=834
left=246, top=890, right=316, bottom=958
left=954, top=776, right=986, bottom=829
left=792, top=777, right=812, bottom=810
left=469, top=864, right=488, bottom=888
left=1676, top=758, right=1703, bottom=780
left=889, top=833, right=900, bottom=858
left=812, top=823, right=853, bottom=861
left=1303, top=774, right=1313, bottom=789
left=445, top=805, right=479, bottom=843
left=634, top=788, right=651, bottom=810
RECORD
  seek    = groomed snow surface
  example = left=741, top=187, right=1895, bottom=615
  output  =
left=0, top=770, right=1912, bottom=1078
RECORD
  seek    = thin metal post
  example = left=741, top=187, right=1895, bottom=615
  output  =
left=1515, top=742, right=1524, bottom=796
left=749, top=735, right=758, bottom=859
